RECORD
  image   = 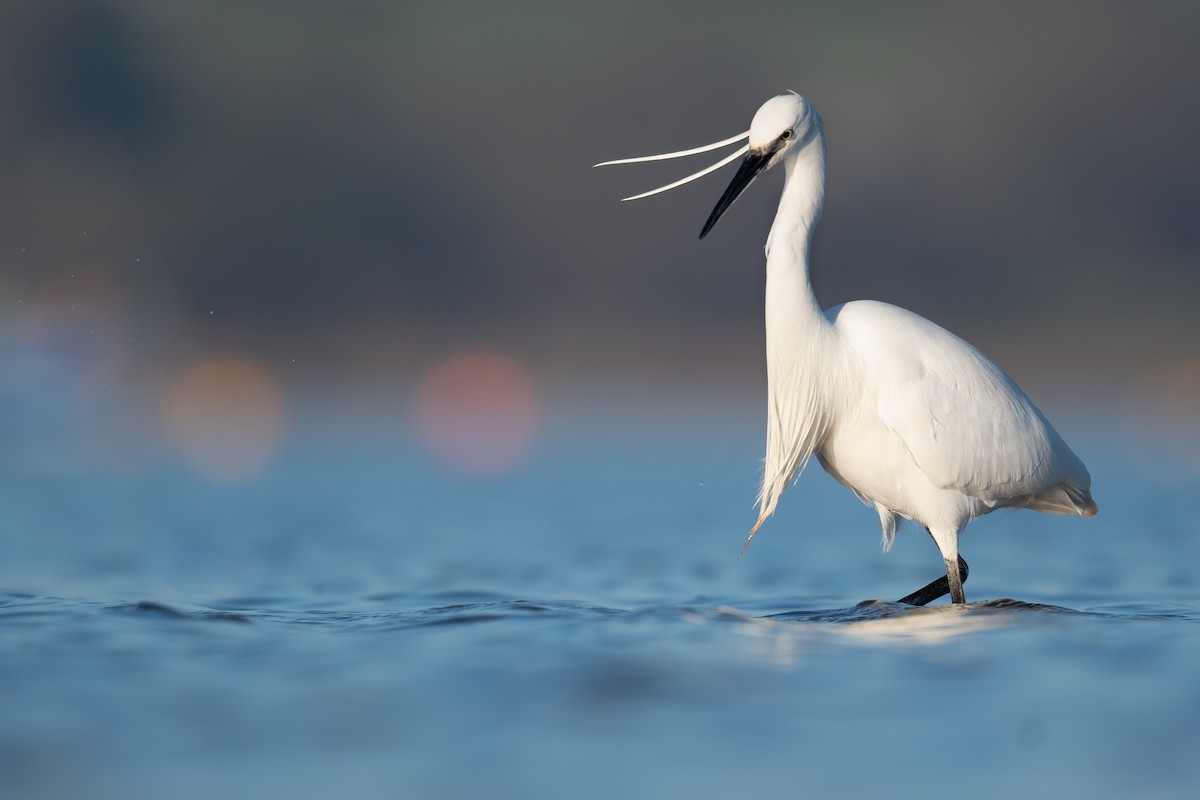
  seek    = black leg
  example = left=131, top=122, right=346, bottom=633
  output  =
left=897, top=557, right=970, bottom=606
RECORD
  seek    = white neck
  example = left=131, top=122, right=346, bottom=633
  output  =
left=765, top=131, right=827, bottom=329
left=754, top=130, right=842, bottom=530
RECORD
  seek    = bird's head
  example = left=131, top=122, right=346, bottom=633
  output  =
left=703, top=92, right=822, bottom=238
left=747, top=92, right=820, bottom=161
left=594, top=91, right=822, bottom=238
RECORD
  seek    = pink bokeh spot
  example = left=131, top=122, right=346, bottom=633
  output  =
left=412, top=351, right=539, bottom=477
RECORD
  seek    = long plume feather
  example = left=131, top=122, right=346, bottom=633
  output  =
left=617, top=145, right=748, bottom=202
left=593, top=130, right=749, bottom=167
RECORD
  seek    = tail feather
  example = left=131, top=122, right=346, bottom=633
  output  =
left=1026, top=483, right=1098, bottom=516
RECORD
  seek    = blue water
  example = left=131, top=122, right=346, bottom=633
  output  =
left=2, top=416, right=1199, bottom=799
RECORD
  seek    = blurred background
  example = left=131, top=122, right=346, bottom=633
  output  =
left=0, top=0, right=1197, bottom=483
left=3, top=4, right=1200, bottom=799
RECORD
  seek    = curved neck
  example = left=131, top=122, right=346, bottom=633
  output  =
left=754, top=129, right=838, bottom=527
left=765, top=131, right=827, bottom=328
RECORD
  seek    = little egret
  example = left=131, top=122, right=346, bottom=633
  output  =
left=597, top=92, right=1097, bottom=604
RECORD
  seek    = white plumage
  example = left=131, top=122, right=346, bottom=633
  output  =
left=598, top=92, right=1096, bottom=603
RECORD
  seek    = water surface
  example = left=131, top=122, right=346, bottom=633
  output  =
left=2, top=424, right=1197, bottom=799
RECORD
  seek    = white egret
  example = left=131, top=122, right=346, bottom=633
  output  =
left=596, top=92, right=1097, bottom=604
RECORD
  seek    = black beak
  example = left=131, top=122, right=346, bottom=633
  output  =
left=699, top=149, right=774, bottom=239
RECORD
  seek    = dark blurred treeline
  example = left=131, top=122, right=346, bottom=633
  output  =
left=0, top=0, right=1197, bottom=395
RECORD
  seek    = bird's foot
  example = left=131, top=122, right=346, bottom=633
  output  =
left=897, top=557, right=970, bottom=606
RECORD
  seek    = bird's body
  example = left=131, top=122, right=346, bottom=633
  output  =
left=809, top=300, right=1092, bottom=541
left=598, top=92, right=1095, bottom=603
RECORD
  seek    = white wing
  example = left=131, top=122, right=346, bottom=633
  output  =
left=830, top=301, right=1092, bottom=508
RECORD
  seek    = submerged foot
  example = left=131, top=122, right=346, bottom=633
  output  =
left=897, top=557, right=970, bottom=606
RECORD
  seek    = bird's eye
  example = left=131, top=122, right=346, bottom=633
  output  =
left=780, top=129, right=793, bottom=141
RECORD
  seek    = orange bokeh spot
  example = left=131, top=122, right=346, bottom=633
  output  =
left=161, top=356, right=285, bottom=482
left=412, top=350, right=539, bottom=476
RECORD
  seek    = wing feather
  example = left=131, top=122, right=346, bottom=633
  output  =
left=832, top=301, right=1089, bottom=503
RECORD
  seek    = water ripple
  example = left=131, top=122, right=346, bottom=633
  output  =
left=3, top=592, right=1197, bottom=640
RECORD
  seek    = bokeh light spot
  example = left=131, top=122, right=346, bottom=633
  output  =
left=161, top=356, right=285, bottom=482
left=412, top=350, right=539, bottom=477
left=1124, top=357, right=1200, bottom=467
